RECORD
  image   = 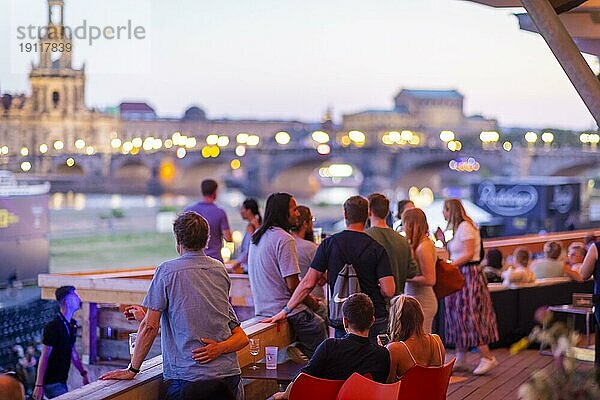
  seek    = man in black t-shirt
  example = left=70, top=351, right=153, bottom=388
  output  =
left=33, top=286, right=89, bottom=400
left=266, top=196, right=395, bottom=342
left=272, top=294, right=391, bottom=399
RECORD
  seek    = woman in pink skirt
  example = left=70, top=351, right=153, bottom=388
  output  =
left=441, top=199, right=499, bottom=375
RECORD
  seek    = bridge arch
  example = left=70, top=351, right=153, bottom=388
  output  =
left=114, top=159, right=153, bottom=182
left=166, top=160, right=230, bottom=196
left=54, top=163, right=84, bottom=176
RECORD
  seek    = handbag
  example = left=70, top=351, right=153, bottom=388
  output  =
left=433, top=258, right=465, bottom=299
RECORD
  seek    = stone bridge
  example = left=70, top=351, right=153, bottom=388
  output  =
left=6, top=145, right=600, bottom=197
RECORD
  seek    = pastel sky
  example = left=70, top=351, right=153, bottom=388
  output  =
left=1, top=0, right=598, bottom=130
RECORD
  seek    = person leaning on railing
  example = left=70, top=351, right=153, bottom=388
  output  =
left=576, top=241, right=600, bottom=368
left=99, top=211, right=249, bottom=400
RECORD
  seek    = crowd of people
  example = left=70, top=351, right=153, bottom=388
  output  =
left=5, top=178, right=596, bottom=400
left=481, top=239, right=593, bottom=285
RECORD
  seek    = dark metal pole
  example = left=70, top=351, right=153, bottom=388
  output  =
left=521, top=0, right=600, bottom=126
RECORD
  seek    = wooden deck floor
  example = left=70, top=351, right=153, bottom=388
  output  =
left=446, top=349, right=592, bottom=400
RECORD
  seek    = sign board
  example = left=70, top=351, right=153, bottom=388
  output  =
left=472, top=178, right=580, bottom=236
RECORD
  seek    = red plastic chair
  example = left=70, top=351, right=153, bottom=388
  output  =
left=336, top=372, right=401, bottom=400
left=288, top=372, right=345, bottom=400
left=397, top=358, right=456, bottom=400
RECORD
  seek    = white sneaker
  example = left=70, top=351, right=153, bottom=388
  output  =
left=472, top=356, right=498, bottom=375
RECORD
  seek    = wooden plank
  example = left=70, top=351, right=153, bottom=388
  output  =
left=57, top=356, right=163, bottom=400
left=447, top=350, right=558, bottom=400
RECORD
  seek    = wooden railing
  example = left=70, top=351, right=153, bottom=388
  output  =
left=40, top=228, right=600, bottom=399
left=56, top=318, right=293, bottom=400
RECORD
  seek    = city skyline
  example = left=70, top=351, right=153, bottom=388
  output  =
left=1, top=0, right=599, bottom=130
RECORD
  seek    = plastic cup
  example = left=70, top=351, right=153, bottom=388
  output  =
left=313, top=227, right=323, bottom=245
left=129, top=333, right=137, bottom=356
left=265, top=346, right=278, bottom=370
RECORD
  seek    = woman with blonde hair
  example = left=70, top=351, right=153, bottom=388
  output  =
left=441, top=199, right=498, bottom=375
left=402, top=208, right=437, bottom=333
left=386, top=295, right=445, bottom=382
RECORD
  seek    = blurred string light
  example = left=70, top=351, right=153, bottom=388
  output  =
left=440, top=130, right=455, bottom=143
left=122, top=141, right=134, bottom=153
left=201, top=146, right=220, bottom=158
left=448, top=157, right=480, bottom=173
left=348, top=130, right=365, bottom=145
left=230, top=159, right=241, bottom=170
left=447, top=140, right=462, bottom=152
left=236, top=133, right=249, bottom=144
left=185, top=137, right=197, bottom=148
left=217, top=136, right=229, bottom=147
left=312, top=130, right=330, bottom=144
left=206, top=134, right=219, bottom=145
left=541, top=131, right=554, bottom=144
left=20, top=147, right=29, bottom=157
left=39, top=144, right=48, bottom=154
left=524, top=131, right=538, bottom=143
left=85, top=146, right=94, bottom=155
left=580, top=133, right=599, bottom=145
left=235, top=145, right=246, bottom=157
left=75, top=139, right=86, bottom=150
left=132, top=137, right=142, bottom=148
left=340, top=135, right=352, bottom=147
left=318, top=164, right=353, bottom=178
left=66, top=157, right=75, bottom=167
left=164, top=139, right=174, bottom=149
left=1, top=146, right=8, bottom=155
left=20, top=161, right=31, bottom=172
left=479, top=131, right=499, bottom=144
left=275, top=131, right=291, bottom=145
left=143, top=137, right=154, bottom=151
left=176, top=147, right=187, bottom=159
left=503, top=141, right=512, bottom=152
left=316, top=144, right=331, bottom=155
left=53, top=140, right=64, bottom=150
left=110, top=138, right=122, bottom=149
left=246, top=135, right=260, bottom=146
left=381, top=130, right=419, bottom=146
left=408, top=186, right=434, bottom=208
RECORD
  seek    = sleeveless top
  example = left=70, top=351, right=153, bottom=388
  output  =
left=396, top=334, right=444, bottom=379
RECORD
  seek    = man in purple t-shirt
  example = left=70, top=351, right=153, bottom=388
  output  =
left=185, top=179, right=232, bottom=261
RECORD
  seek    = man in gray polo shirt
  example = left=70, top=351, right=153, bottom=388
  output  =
left=100, top=212, right=249, bottom=400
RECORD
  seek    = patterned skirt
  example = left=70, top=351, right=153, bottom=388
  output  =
left=444, top=265, right=499, bottom=348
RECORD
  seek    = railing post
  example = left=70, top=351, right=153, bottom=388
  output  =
left=80, top=302, right=98, bottom=364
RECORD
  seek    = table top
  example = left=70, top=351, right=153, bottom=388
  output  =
left=241, top=360, right=306, bottom=382
left=548, top=304, right=593, bottom=315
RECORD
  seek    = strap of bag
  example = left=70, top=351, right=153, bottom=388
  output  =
left=332, top=234, right=371, bottom=269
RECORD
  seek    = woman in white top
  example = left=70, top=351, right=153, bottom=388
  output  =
left=402, top=208, right=437, bottom=333
left=441, top=199, right=499, bottom=375
left=386, top=295, right=445, bottom=382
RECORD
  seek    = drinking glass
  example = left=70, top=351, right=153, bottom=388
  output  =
left=129, top=333, right=138, bottom=356
left=313, top=227, right=323, bottom=245
left=249, top=338, right=260, bottom=370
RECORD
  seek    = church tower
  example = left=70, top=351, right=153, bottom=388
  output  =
left=29, top=0, right=86, bottom=115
